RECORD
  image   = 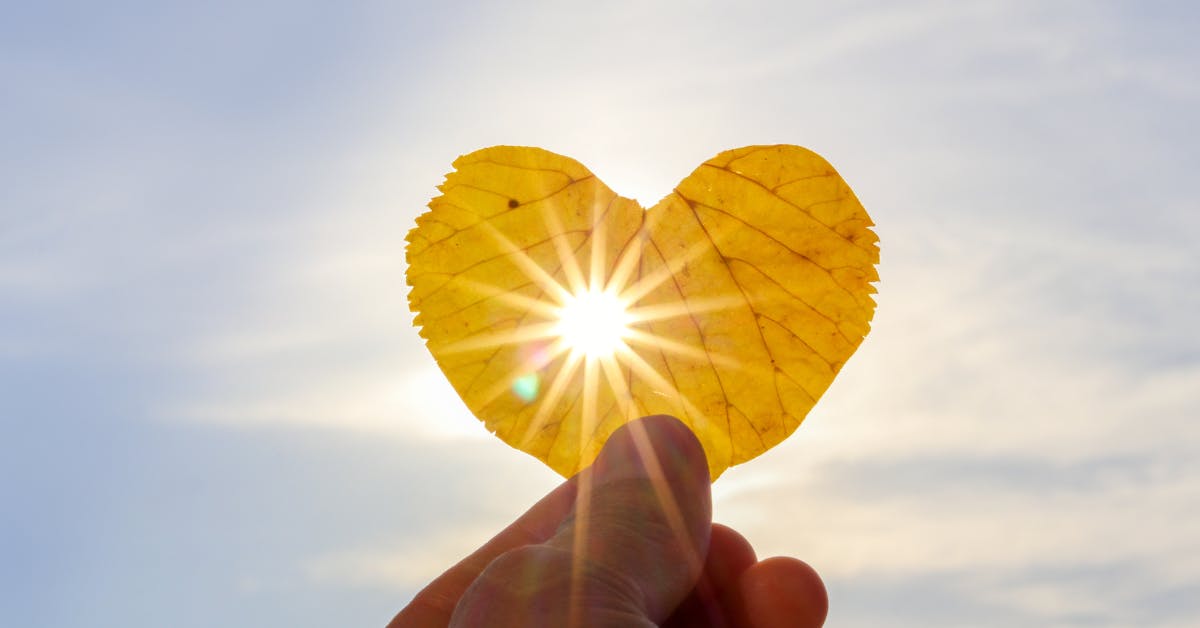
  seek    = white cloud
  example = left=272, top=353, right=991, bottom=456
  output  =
left=8, top=1, right=1195, bottom=625
left=173, top=362, right=491, bottom=441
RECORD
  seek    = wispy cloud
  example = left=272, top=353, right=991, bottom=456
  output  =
left=4, top=1, right=1196, bottom=626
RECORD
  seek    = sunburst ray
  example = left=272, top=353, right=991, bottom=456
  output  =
left=625, top=295, right=744, bottom=323
left=451, top=276, right=564, bottom=319
left=516, top=348, right=584, bottom=450
left=539, top=202, right=589, bottom=297
left=623, top=328, right=744, bottom=370
left=477, top=220, right=574, bottom=305
left=433, top=321, right=561, bottom=354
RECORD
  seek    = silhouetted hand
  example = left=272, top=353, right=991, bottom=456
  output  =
left=389, top=415, right=827, bottom=627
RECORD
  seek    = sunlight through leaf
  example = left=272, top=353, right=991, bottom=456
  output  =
left=406, top=145, right=879, bottom=479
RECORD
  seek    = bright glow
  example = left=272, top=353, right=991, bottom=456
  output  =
left=554, top=289, right=631, bottom=359
left=433, top=201, right=740, bottom=456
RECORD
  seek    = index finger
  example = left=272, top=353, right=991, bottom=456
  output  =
left=387, top=475, right=579, bottom=628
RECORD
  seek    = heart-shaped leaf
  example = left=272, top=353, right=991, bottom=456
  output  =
left=407, top=145, right=878, bottom=480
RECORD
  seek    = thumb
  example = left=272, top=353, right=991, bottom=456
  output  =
left=552, top=414, right=713, bottom=621
left=451, top=415, right=712, bottom=627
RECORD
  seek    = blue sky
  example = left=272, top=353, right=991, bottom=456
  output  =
left=2, top=1, right=1198, bottom=626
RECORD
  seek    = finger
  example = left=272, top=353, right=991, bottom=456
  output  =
left=738, top=557, right=828, bottom=628
left=451, top=415, right=713, bottom=627
left=703, top=524, right=759, bottom=610
left=387, top=476, right=579, bottom=628
left=662, top=523, right=757, bottom=627
left=561, top=414, right=713, bottom=618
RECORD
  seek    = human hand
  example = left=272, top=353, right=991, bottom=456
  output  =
left=388, top=415, right=827, bottom=627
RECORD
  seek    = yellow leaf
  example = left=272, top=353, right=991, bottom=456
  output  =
left=407, top=145, right=879, bottom=480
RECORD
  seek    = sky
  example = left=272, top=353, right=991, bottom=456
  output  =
left=2, top=0, right=1198, bottom=626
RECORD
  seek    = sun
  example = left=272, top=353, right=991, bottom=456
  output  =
left=427, top=199, right=731, bottom=438
left=554, top=289, right=632, bottom=360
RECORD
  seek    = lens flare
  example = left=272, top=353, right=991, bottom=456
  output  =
left=511, top=373, right=540, bottom=402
